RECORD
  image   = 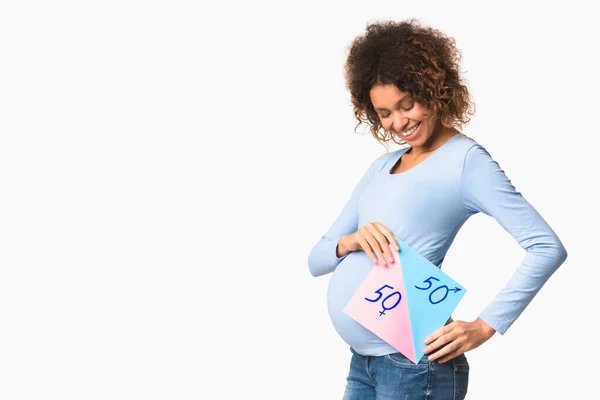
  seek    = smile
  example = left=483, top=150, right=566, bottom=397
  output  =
left=401, top=122, right=421, bottom=137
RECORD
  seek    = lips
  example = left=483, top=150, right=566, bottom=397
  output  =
left=401, top=121, right=421, bottom=137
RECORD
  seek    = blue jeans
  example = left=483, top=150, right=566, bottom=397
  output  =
left=343, top=347, right=469, bottom=400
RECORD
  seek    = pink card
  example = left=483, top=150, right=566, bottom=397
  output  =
left=343, top=247, right=416, bottom=362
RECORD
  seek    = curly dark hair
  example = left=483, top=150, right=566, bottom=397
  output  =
left=344, top=18, right=476, bottom=146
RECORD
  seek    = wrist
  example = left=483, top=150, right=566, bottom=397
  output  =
left=475, top=317, right=496, bottom=338
left=336, top=236, right=350, bottom=258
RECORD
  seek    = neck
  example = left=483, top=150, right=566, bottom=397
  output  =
left=409, top=124, right=456, bottom=158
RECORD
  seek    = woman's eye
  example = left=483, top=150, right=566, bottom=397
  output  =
left=380, top=103, right=415, bottom=119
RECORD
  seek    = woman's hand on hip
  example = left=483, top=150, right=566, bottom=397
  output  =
left=342, top=221, right=400, bottom=266
left=422, top=318, right=496, bottom=363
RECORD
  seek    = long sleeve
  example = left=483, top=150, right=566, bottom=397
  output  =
left=461, top=144, right=568, bottom=335
left=308, top=152, right=391, bottom=277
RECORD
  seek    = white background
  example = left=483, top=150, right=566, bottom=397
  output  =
left=1, top=1, right=598, bottom=399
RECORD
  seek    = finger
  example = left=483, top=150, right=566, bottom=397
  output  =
left=363, top=232, right=387, bottom=265
left=423, top=330, right=457, bottom=355
left=436, top=348, right=465, bottom=364
left=355, top=233, right=377, bottom=264
left=428, top=341, right=460, bottom=363
left=374, top=222, right=400, bottom=251
left=424, top=323, right=453, bottom=345
left=375, top=232, right=395, bottom=264
left=365, top=224, right=393, bottom=263
left=361, top=224, right=386, bottom=264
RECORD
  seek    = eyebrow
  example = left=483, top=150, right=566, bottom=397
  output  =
left=374, top=94, right=411, bottom=112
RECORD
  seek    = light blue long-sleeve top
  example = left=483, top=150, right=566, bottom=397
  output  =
left=308, top=133, right=567, bottom=356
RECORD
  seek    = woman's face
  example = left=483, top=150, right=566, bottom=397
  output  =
left=369, top=84, right=439, bottom=146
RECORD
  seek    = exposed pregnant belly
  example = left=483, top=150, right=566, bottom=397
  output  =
left=327, top=251, right=397, bottom=355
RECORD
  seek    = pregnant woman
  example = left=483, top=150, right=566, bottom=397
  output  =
left=307, top=19, right=567, bottom=399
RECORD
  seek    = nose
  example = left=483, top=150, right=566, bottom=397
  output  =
left=392, top=111, right=409, bottom=133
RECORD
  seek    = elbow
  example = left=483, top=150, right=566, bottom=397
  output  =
left=557, top=242, right=568, bottom=265
left=551, top=232, right=568, bottom=266
left=547, top=238, right=568, bottom=272
left=525, top=235, right=568, bottom=275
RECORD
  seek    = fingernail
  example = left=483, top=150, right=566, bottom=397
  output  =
left=388, top=257, right=393, bottom=262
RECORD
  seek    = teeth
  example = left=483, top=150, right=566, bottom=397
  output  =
left=401, top=122, right=420, bottom=137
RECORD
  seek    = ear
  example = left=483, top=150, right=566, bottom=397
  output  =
left=428, top=103, right=439, bottom=117
left=422, top=104, right=436, bottom=122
